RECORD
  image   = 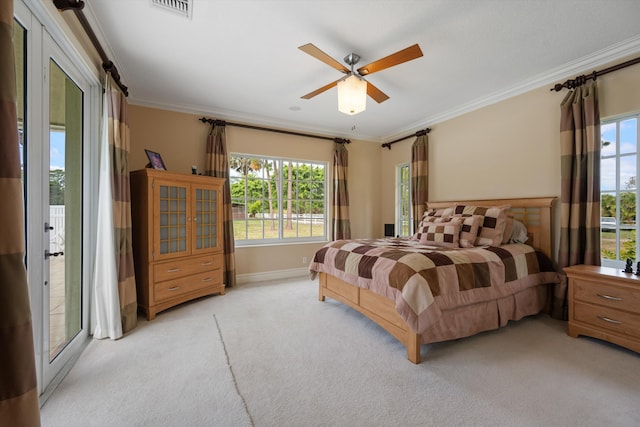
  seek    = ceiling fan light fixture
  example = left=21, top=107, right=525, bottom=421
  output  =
left=337, top=75, right=367, bottom=115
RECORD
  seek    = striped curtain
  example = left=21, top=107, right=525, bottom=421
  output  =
left=108, top=75, right=138, bottom=333
left=332, top=142, right=351, bottom=240
left=93, top=74, right=137, bottom=338
left=557, top=80, right=601, bottom=318
left=0, top=3, right=41, bottom=425
left=411, top=134, right=429, bottom=231
left=205, top=124, right=236, bottom=288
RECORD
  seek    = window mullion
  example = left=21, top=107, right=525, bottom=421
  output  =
left=277, top=159, right=283, bottom=240
left=616, top=122, right=621, bottom=259
left=637, top=118, right=640, bottom=262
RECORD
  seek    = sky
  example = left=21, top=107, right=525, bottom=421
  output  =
left=19, top=130, right=65, bottom=170
left=49, top=131, right=65, bottom=170
left=601, top=117, right=638, bottom=192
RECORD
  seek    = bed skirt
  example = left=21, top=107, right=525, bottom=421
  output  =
left=420, top=284, right=548, bottom=344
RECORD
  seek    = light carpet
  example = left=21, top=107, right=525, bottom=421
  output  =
left=41, top=306, right=251, bottom=426
left=41, top=276, right=640, bottom=426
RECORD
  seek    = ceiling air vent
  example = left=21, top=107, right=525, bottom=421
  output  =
left=152, top=0, right=193, bottom=19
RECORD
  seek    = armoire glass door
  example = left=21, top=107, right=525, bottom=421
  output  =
left=193, top=187, right=218, bottom=251
left=156, top=181, right=189, bottom=259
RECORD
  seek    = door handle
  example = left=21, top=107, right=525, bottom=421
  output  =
left=44, top=222, right=54, bottom=232
left=44, top=250, right=64, bottom=259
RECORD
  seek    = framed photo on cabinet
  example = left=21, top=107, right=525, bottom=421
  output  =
left=145, top=149, right=166, bottom=170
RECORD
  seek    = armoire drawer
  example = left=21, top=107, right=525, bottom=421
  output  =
left=154, top=270, right=223, bottom=302
left=153, top=254, right=222, bottom=283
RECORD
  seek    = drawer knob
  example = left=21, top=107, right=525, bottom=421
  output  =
left=167, top=268, right=181, bottom=273
left=202, top=277, right=213, bottom=282
left=202, top=262, right=212, bottom=266
left=168, top=286, right=181, bottom=291
left=597, top=315, right=622, bottom=325
left=597, top=293, right=622, bottom=301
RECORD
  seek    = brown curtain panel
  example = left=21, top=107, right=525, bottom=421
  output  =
left=105, top=75, right=138, bottom=332
left=0, top=4, right=41, bottom=425
left=332, top=142, right=351, bottom=240
left=205, top=124, right=237, bottom=287
left=557, top=80, right=601, bottom=318
left=411, top=134, right=429, bottom=231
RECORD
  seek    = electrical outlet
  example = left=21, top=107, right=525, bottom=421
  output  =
left=302, top=256, right=308, bottom=264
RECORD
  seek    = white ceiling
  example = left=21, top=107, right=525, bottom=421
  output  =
left=84, top=0, right=640, bottom=142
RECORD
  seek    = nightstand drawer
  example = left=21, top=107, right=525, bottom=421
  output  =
left=574, top=301, right=640, bottom=339
left=573, top=279, right=640, bottom=314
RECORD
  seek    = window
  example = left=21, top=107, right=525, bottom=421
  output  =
left=397, top=163, right=411, bottom=237
left=601, top=114, right=639, bottom=266
left=230, top=155, right=327, bottom=245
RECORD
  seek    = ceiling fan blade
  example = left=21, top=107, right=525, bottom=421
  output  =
left=357, top=44, right=423, bottom=76
left=299, top=43, right=350, bottom=74
left=301, top=79, right=341, bottom=99
left=366, top=81, right=390, bottom=104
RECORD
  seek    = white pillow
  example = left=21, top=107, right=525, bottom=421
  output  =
left=510, top=219, right=528, bottom=243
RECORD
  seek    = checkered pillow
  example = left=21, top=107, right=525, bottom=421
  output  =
left=459, top=215, right=483, bottom=248
left=453, top=204, right=509, bottom=246
left=419, top=218, right=462, bottom=248
left=412, top=215, right=451, bottom=241
left=425, top=207, right=454, bottom=218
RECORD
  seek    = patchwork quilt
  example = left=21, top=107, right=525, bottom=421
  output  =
left=309, top=238, right=560, bottom=334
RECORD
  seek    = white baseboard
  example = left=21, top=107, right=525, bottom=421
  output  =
left=236, top=267, right=310, bottom=285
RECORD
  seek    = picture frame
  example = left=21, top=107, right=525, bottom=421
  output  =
left=145, top=149, right=166, bottom=170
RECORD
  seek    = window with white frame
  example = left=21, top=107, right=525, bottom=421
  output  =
left=229, top=154, right=327, bottom=245
left=600, top=114, right=639, bottom=266
left=397, top=163, right=411, bottom=237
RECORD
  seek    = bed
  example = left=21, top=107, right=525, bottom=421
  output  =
left=309, top=197, right=560, bottom=364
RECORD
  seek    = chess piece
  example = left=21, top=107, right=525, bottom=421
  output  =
left=624, top=258, right=633, bottom=273
left=635, top=261, right=640, bottom=276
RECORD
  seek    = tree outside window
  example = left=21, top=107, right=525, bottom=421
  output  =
left=229, top=155, right=326, bottom=244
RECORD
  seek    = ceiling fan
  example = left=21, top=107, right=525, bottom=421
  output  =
left=298, top=43, right=423, bottom=109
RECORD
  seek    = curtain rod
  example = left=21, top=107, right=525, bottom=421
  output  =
left=550, top=55, right=640, bottom=92
left=381, top=128, right=431, bottom=150
left=53, top=0, right=129, bottom=97
left=199, top=117, right=351, bottom=144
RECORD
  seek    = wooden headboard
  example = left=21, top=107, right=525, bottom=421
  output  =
left=426, top=197, right=556, bottom=260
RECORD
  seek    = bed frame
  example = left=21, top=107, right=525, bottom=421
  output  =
left=318, top=197, right=556, bottom=364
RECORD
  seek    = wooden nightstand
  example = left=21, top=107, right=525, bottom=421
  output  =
left=564, top=265, right=640, bottom=353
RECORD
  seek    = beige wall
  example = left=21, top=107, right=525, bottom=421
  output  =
left=128, top=106, right=381, bottom=277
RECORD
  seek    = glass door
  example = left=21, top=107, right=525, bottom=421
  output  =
left=14, top=0, right=97, bottom=396
left=40, top=33, right=91, bottom=391
left=46, top=59, right=83, bottom=362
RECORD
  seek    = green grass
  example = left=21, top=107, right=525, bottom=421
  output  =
left=601, top=230, right=634, bottom=260
left=234, top=219, right=325, bottom=240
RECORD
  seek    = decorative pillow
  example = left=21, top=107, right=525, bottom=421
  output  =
left=419, top=218, right=462, bottom=248
left=412, top=215, right=451, bottom=241
left=425, top=207, right=454, bottom=218
left=459, top=215, right=483, bottom=248
left=502, top=216, right=514, bottom=244
left=453, top=204, right=510, bottom=246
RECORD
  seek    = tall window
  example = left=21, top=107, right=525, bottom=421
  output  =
left=230, top=155, right=326, bottom=245
left=397, top=163, right=411, bottom=237
left=601, top=114, right=639, bottom=266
